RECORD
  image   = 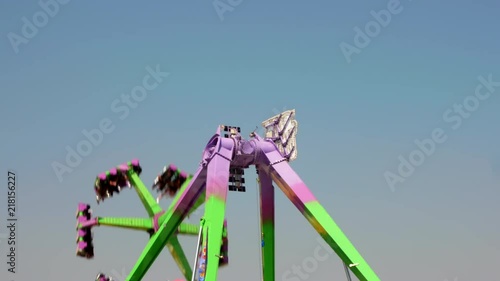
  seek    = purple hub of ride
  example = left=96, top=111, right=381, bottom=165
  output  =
left=94, top=159, right=142, bottom=203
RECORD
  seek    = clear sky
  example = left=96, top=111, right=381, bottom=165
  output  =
left=1, top=0, right=499, bottom=280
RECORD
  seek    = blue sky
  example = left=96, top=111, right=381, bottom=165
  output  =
left=0, top=0, right=499, bottom=280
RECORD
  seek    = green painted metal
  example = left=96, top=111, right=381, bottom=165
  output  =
left=303, top=201, right=380, bottom=281
left=166, top=235, right=192, bottom=281
left=83, top=126, right=381, bottom=281
left=267, top=162, right=381, bottom=281
left=97, top=217, right=153, bottom=231
left=257, top=171, right=275, bottom=281
left=127, top=171, right=163, bottom=217
left=165, top=174, right=206, bottom=218
left=177, top=222, right=199, bottom=235
left=123, top=167, right=207, bottom=281
left=84, top=163, right=213, bottom=281
left=196, top=144, right=234, bottom=281
left=125, top=200, right=200, bottom=280
left=202, top=196, right=227, bottom=281
left=95, top=216, right=199, bottom=235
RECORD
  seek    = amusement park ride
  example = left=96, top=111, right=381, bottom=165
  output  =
left=75, top=110, right=382, bottom=281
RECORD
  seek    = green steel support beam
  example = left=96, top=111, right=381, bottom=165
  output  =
left=124, top=167, right=206, bottom=281
left=166, top=175, right=206, bottom=219
left=200, top=149, right=232, bottom=281
left=258, top=167, right=275, bottom=281
left=127, top=170, right=163, bottom=217
left=177, top=223, right=199, bottom=235
left=264, top=158, right=381, bottom=281
left=97, top=217, right=153, bottom=231
left=166, top=235, right=193, bottom=281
